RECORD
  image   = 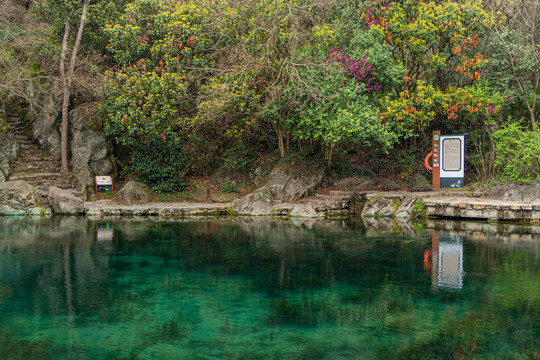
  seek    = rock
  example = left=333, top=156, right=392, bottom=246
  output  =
left=0, top=130, right=18, bottom=182
left=211, top=167, right=252, bottom=187
left=290, top=203, right=320, bottom=217
left=48, top=186, right=85, bottom=214
left=483, top=182, right=540, bottom=202
left=250, top=162, right=274, bottom=188
left=234, top=189, right=273, bottom=215
left=361, top=196, right=396, bottom=217
left=211, top=192, right=240, bottom=203
left=113, top=181, right=152, bottom=205
left=70, top=103, right=117, bottom=200
left=0, top=180, right=38, bottom=199
left=191, top=182, right=209, bottom=202
left=265, top=162, right=326, bottom=201
left=330, top=177, right=377, bottom=191
left=395, top=196, right=420, bottom=218
left=28, top=93, right=62, bottom=159
left=0, top=181, right=47, bottom=215
left=409, top=174, right=432, bottom=192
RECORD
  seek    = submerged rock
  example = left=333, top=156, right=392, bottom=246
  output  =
left=113, top=181, right=152, bottom=205
left=48, top=186, right=84, bottom=214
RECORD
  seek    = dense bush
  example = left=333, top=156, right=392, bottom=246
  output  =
left=493, top=121, right=540, bottom=183
left=127, top=142, right=189, bottom=193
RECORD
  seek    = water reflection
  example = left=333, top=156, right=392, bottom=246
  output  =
left=96, top=222, right=114, bottom=241
left=0, top=217, right=539, bottom=360
left=428, top=232, right=464, bottom=290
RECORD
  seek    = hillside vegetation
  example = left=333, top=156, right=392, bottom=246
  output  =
left=1, top=0, right=540, bottom=192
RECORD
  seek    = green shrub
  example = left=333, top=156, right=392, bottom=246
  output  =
left=492, top=120, right=540, bottom=183
left=128, top=142, right=189, bottom=193
left=331, top=158, right=376, bottom=180
left=220, top=181, right=240, bottom=193
left=222, top=142, right=257, bottom=171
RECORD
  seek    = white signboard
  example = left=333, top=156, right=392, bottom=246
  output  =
left=440, top=135, right=465, bottom=188
left=95, top=176, right=113, bottom=186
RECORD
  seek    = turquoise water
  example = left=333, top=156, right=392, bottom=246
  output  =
left=0, top=217, right=539, bottom=359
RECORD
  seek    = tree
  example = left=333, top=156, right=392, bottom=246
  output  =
left=196, top=0, right=336, bottom=158
left=481, top=0, right=540, bottom=130
left=359, top=0, right=498, bottom=136
left=35, top=0, right=90, bottom=171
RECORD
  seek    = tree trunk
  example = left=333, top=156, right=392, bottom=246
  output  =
left=277, top=131, right=285, bottom=158
left=60, top=0, right=89, bottom=172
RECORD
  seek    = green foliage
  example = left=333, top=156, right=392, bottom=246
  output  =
left=493, top=120, right=540, bottom=183
left=220, top=181, right=240, bottom=194
left=127, top=142, right=189, bottom=193
left=331, top=158, right=376, bottom=180
left=412, top=199, right=426, bottom=219
left=221, top=142, right=257, bottom=171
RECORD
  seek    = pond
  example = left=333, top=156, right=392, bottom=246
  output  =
left=0, top=217, right=539, bottom=359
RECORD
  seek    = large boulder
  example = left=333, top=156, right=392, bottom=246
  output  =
left=0, top=181, right=48, bottom=215
left=70, top=103, right=117, bottom=200
left=28, top=92, right=62, bottom=160
left=191, top=182, right=209, bottom=202
left=48, top=186, right=85, bottom=214
left=265, top=162, right=326, bottom=202
left=234, top=189, right=273, bottom=215
left=113, top=181, right=152, bottom=205
left=0, top=127, right=18, bottom=182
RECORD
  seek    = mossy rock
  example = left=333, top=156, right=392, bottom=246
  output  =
left=409, top=174, right=432, bottom=192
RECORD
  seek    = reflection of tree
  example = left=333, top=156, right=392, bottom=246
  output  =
left=1, top=218, right=539, bottom=358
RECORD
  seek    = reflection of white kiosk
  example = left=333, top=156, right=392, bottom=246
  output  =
left=96, top=223, right=114, bottom=241
left=431, top=233, right=464, bottom=290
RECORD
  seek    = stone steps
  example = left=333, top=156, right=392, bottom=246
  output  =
left=5, top=113, right=81, bottom=196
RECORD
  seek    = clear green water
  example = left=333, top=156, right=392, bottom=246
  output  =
left=0, top=217, right=539, bottom=360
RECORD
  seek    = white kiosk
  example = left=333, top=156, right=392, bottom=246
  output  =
left=429, top=130, right=466, bottom=188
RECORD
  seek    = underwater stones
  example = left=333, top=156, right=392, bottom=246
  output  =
left=113, top=181, right=152, bottom=205
left=48, top=186, right=84, bottom=214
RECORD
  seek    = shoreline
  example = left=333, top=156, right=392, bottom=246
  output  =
left=3, top=188, right=540, bottom=223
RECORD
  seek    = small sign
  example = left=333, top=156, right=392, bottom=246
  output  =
left=96, top=176, right=112, bottom=186
left=95, top=176, right=113, bottom=193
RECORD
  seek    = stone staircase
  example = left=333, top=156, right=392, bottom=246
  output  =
left=5, top=112, right=80, bottom=197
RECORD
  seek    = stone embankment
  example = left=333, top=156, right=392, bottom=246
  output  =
left=80, top=188, right=540, bottom=222
left=4, top=177, right=540, bottom=222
